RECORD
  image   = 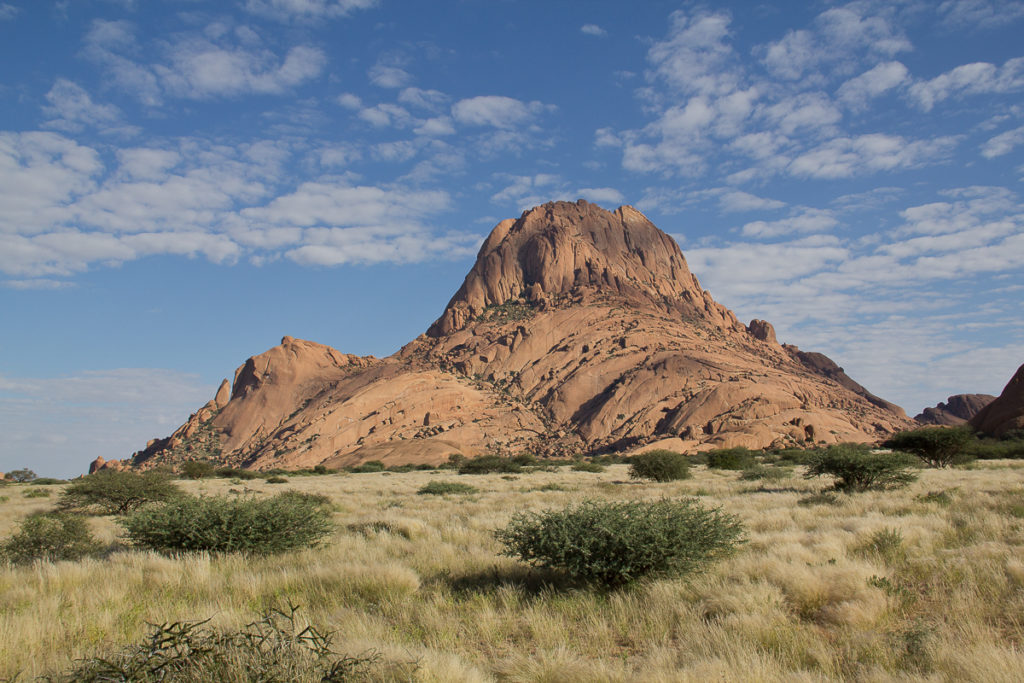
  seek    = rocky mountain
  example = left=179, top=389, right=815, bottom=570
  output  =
left=103, top=200, right=912, bottom=473
left=970, top=363, right=1024, bottom=436
left=915, top=394, right=996, bottom=426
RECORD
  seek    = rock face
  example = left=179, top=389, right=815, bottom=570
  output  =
left=125, top=200, right=912, bottom=471
left=970, top=364, right=1024, bottom=436
left=915, top=394, right=996, bottom=425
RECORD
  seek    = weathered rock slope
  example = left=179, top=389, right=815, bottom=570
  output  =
left=113, top=200, right=912, bottom=472
left=915, top=394, right=996, bottom=426
left=970, top=363, right=1024, bottom=436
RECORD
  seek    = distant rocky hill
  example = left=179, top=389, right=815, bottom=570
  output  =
left=915, top=394, right=996, bottom=426
left=98, top=200, right=912, bottom=473
left=970, top=363, right=1024, bottom=436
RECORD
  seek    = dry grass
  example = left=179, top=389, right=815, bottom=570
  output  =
left=1, top=463, right=1023, bottom=681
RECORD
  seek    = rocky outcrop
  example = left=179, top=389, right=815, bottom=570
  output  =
left=915, top=394, right=995, bottom=425
left=124, top=200, right=912, bottom=471
left=88, top=456, right=123, bottom=474
left=970, top=364, right=1024, bottom=436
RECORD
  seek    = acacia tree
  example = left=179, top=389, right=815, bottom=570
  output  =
left=58, top=470, right=183, bottom=515
left=887, top=426, right=974, bottom=468
left=804, top=443, right=918, bottom=492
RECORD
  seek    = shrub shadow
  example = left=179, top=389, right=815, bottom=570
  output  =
left=436, top=563, right=588, bottom=598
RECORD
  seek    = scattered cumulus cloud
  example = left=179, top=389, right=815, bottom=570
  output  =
left=244, top=0, right=379, bottom=21
left=451, top=96, right=551, bottom=129
left=836, top=61, right=909, bottom=109
left=908, top=57, right=1024, bottom=110
left=581, top=24, right=607, bottom=37
left=938, top=0, right=1024, bottom=28
left=576, top=187, right=625, bottom=205
left=981, top=125, right=1024, bottom=158
left=42, top=79, right=123, bottom=133
left=368, top=63, right=412, bottom=88
left=0, top=3, right=18, bottom=20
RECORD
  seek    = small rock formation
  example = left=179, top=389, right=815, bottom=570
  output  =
left=970, top=363, right=1024, bottom=436
left=915, top=394, right=996, bottom=425
left=88, top=456, right=123, bottom=473
left=121, top=200, right=912, bottom=472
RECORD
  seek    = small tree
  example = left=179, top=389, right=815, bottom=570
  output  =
left=706, top=448, right=757, bottom=470
left=8, top=468, right=37, bottom=483
left=1, top=513, right=99, bottom=564
left=58, top=470, right=184, bottom=515
left=458, top=455, right=521, bottom=474
left=804, top=444, right=918, bottom=492
left=629, top=450, right=690, bottom=482
left=887, top=426, right=975, bottom=468
left=179, top=460, right=215, bottom=480
left=496, top=499, right=744, bottom=587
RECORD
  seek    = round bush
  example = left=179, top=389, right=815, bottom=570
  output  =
left=179, top=460, right=215, bottom=479
left=628, top=450, right=690, bottom=482
left=804, top=443, right=919, bottom=492
left=120, top=491, right=333, bottom=555
left=571, top=462, right=606, bottom=473
left=1, top=513, right=99, bottom=565
left=496, top=498, right=744, bottom=587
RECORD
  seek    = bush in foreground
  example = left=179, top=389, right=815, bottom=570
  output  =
left=58, top=470, right=184, bottom=515
left=887, top=426, right=975, bottom=468
left=496, top=499, right=744, bottom=587
left=804, top=444, right=918, bottom=492
left=44, top=605, right=384, bottom=682
left=1, top=513, right=100, bottom=565
left=628, top=450, right=690, bottom=482
left=120, top=492, right=333, bottom=555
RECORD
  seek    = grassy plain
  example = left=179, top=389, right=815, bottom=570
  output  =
left=1, top=461, right=1023, bottom=681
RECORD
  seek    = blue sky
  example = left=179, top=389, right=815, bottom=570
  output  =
left=1, top=0, right=1022, bottom=477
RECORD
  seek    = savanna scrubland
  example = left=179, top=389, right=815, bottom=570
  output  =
left=1, top=457, right=1023, bottom=682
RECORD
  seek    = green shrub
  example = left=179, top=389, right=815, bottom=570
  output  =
left=440, top=453, right=466, bottom=469
left=121, top=492, right=333, bottom=555
left=496, top=499, right=744, bottom=587
left=266, top=476, right=288, bottom=484
left=628, top=450, right=690, bottom=482
left=571, top=462, right=606, bottom=473
left=1, top=513, right=100, bottom=565
left=29, top=477, right=67, bottom=485
left=180, top=460, right=216, bottom=479
left=458, top=455, right=521, bottom=475
left=417, top=481, right=478, bottom=495
left=739, top=465, right=792, bottom=481
left=510, top=453, right=538, bottom=466
left=855, top=527, right=906, bottom=565
left=706, top=447, right=757, bottom=470
left=0, top=496, right=9, bottom=504
left=214, top=467, right=259, bottom=480
left=767, top=448, right=817, bottom=466
left=58, top=470, right=184, bottom=515
left=804, top=444, right=918, bottom=492
left=350, top=460, right=386, bottom=473
left=23, top=488, right=51, bottom=498
left=964, top=438, right=1024, bottom=460
left=886, top=426, right=975, bottom=468
left=44, top=605, right=384, bottom=682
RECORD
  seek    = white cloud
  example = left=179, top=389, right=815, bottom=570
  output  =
left=244, top=0, right=378, bottom=21
left=83, top=20, right=163, bottom=106
left=981, top=125, right=1024, bottom=158
left=759, top=29, right=818, bottom=81
left=581, top=24, right=607, bottom=37
left=2, top=278, right=75, bottom=290
left=761, top=92, right=842, bottom=135
left=358, top=103, right=412, bottom=128
left=717, top=190, right=786, bottom=212
left=788, top=134, right=958, bottom=179
left=158, top=41, right=326, bottom=98
left=741, top=208, right=838, bottom=237
left=647, top=10, right=740, bottom=97
left=0, top=4, right=17, bottom=20
left=938, top=0, right=1024, bottom=28
left=368, top=63, right=412, bottom=88
left=397, top=87, right=448, bottom=111
left=335, top=92, right=362, bottom=109
left=42, top=79, right=123, bottom=133
left=451, top=96, right=550, bottom=129
left=115, top=148, right=181, bottom=181
left=576, top=187, right=625, bottom=205
left=837, top=61, right=909, bottom=109
left=909, top=57, right=1024, bottom=111
left=491, top=174, right=563, bottom=205
left=414, top=116, right=456, bottom=137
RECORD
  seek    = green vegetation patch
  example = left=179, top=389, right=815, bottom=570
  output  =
left=58, top=470, right=184, bottom=515
left=886, top=426, right=975, bottom=468
left=417, top=481, right=478, bottom=496
left=475, top=300, right=536, bottom=324
left=804, top=444, right=918, bottom=493
left=1, top=512, right=100, bottom=565
left=458, top=455, right=522, bottom=475
left=706, top=447, right=757, bottom=470
left=120, top=491, right=333, bottom=555
left=628, top=450, right=690, bottom=482
left=496, top=498, right=744, bottom=587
